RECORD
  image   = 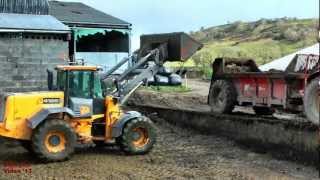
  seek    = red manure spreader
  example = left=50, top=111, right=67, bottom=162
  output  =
left=208, top=54, right=320, bottom=124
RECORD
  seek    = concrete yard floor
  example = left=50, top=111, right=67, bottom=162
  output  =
left=0, top=118, right=318, bottom=180
left=185, top=79, right=210, bottom=96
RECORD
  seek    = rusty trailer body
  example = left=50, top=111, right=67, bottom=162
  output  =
left=208, top=54, right=320, bottom=125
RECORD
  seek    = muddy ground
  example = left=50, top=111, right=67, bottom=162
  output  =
left=0, top=117, right=318, bottom=180
left=0, top=79, right=318, bottom=179
left=129, top=79, right=308, bottom=122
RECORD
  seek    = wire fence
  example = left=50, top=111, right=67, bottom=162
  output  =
left=0, top=0, right=49, bottom=15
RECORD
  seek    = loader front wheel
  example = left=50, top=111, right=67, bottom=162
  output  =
left=117, top=117, right=156, bottom=155
left=209, top=80, right=237, bottom=113
left=304, top=78, right=320, bottom=125
left=20, top=140, right=34, bottom=154
left=31, top=119, right=76, bottom=162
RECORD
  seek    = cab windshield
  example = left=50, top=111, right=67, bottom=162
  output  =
left=57, top=70, right=103, bottom=99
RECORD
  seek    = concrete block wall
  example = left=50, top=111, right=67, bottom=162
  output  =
left=0, top=33, right=68, bottom=92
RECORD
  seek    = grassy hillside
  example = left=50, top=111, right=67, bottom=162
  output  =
left=166, top=18, right=318, bottom=76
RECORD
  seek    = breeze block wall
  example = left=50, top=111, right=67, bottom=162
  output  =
left=0, top=33, right=68, bottom=92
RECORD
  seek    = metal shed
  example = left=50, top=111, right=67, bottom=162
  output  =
left=0, top=13, right=69, bottom=33
left=49, top=1, right=131, bottom=29
left=49, top=1, right=132, bottom=72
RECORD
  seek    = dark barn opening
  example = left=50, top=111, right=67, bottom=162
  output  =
left=76, top=30, right=129, bottom=53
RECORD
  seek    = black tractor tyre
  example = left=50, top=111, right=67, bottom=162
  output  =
left=93, top=140, right=106, bottom=148
left=209, top=80, right=237, bottom=113
left=304, top=78, right=319, bottom=125
left=253, top=106, right=275, bottom=115
left=20, top=140, right=34, bottom=154
left=31, top=119, right=77, bottom=162
left=117, top=117, right=156, bottom=155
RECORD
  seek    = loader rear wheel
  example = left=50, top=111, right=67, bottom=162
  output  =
left=31, top=119, right=76, bottom=162
left=117, top=117, right=156, bottom=155
left=253, top=106, right=275, bottom=115
left=304, top=78, right=319, bottom=125
left=209, top=80, right=237, bottom=113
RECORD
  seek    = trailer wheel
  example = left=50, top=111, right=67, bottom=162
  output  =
left=209, top=80, right=237, bottom=113
left=253, top=106, right=274, bottom=115
left=304, top=78, right=319, bottom=125
left=117, top=117, right=156, bottom=155
left=31, top=119, right=76, bottom=162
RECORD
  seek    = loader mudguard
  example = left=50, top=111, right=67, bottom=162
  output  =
left=28, top=107, right=75, bottom=129
left=111, top=111, right=142, bottom=137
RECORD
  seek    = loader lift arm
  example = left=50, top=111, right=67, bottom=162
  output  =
left=100, top=32, right=203, bottom=104
left=102, top=44, right=166, bottom=104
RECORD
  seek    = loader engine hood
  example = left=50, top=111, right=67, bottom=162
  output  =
left=139, top=32, right=203, bottom=62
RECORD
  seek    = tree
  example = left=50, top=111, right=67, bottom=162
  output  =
left=192, top=50, right=213, bottom=77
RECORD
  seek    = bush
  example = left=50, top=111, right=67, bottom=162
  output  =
left=282, top=29, right=301, bottom=42
left=192, top=50, right=214, bottom=78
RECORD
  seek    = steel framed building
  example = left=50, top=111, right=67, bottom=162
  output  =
left=49, top=1, right=132, bottom=72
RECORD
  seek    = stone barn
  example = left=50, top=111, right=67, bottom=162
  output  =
left=0, top=0, right=70, bottom=92
left=0, top=0, right=132, bottom=92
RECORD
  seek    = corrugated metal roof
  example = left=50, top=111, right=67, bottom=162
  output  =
left=49, top=1, right=131, bottom=29
left=0, top=0, right=49, bottom=15
left=259, top=44, right=320, bottom=71
left=0, top=13, right=70, bottom=33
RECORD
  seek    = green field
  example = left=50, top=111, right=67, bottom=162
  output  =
left=166, top=18, right=318, bottom=77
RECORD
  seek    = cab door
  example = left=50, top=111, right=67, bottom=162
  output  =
left=92, top=72, right=106, bottom=115
left=67, top=70, right=94, bottom=118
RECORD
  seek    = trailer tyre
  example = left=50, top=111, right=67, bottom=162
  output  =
left=253, top=106, right=274, bottom=115
left=304, top=78, right=319, bottom=125
left=31, top=119, right=76, bottom=162
left=117, top=117, right=156, bottom=155
left=209, top=80, right=237, bottom=113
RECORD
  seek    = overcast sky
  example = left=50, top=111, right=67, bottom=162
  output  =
left=62, top=0, right=319, bottom=50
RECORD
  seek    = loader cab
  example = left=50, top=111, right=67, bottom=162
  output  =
left=55, top=66, right=105, bottom=117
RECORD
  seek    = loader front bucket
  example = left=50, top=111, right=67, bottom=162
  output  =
left=140, top=32, right=203, bottom=62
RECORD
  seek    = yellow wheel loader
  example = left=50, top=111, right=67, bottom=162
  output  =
left=0, top=32, right=202, bottom=162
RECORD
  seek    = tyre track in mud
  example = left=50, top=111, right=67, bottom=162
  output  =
left=0, top=79, right=317, bottom=179
left=0, top=118, right=317, bottom=179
